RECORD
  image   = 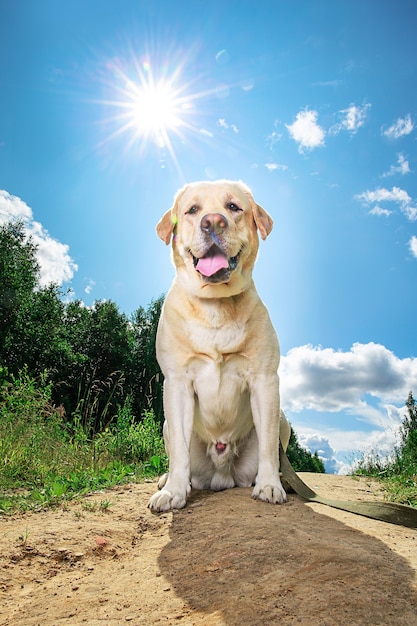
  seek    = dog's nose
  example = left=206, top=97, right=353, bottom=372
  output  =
left=200, top=213, right=228, bottom=235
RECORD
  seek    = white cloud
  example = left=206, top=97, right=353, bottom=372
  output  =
left=383, top=114, right=414, bottom=139
left=355, top=186, right=411, bottom=206
left=347, top=418, right=404, bottom=472
left=355, top=185, right=417, bottom=221
left=369, top=205, right=392, bottom=217
left=217, top=118, right=239, bottom=133
left=331, top=103, right=370, bottom=135
left=299, top=434, right=343, bottom=474
left=0, top=190, right=32, bottom=222
left=280, top=342, right=417, bottom=414
left=280, top=342, right=417, bottom=472
left=295, top=423, right=402, bottom=475
left=264, top=162, right=288, bottom=172
left=409, top=235, right=417, bottom=258
left=84, top=279, right=95, bottom=295
left=382, top=153, right=410, bottom=177
left=286, top=109, right=325, bottom=152
left=0, top=189, right=78, bottom=287
left=402, top=204, right=417, bottom=221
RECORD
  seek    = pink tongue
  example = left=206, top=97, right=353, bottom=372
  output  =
left=196, top=253, right=229, bottom=277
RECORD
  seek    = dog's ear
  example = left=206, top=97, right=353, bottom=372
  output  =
left=237, top=181, right=273, bottom=241
left=253, top=203, right=273, bottom=240
left=156, top=209, right=177, bottom=245
left=157, top=187, right=186, bottom=244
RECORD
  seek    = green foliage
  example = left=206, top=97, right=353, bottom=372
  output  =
left=0, top=371, right=166, bottom=513
left=0, top=218, right=165, bottom=432
left=0, top=221, right=39, bottom=356
left=128, top=297, right=164, bottom=423
left=95, top=398, right=167, bottom=466
left=355, top=392, right=417, bottom=506
left=286, top=426, right=325, bottom=473
left=0, top=368, right=69, bottom=488
left=5, top=284, right=67, bottom=375
left=399, top=392, right=417, bottom=471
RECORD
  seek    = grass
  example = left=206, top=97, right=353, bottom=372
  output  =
left=355, top=460, right=417, bottom=507
left=355, top=393, right=417, bottom=508
left=382, top=475, right=417, bottom=507
left=0, top=370, right=167, bottom=514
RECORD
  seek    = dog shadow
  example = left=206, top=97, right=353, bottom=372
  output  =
left=158, top=488, right=417, bottom=625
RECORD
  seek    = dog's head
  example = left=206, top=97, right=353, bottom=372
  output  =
left=157, top=180, right=273, bottom=298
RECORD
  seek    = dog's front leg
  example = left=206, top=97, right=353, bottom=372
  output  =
left=250, top=374, right=287, bottom=504
left=148, top=378, right=194, bottom=513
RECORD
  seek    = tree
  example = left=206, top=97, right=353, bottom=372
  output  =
left=0, top=222, right=73, bottom=378
left=128, top=296, right=164, bottom=424
left=286, top=426, right=325, bottom=473
left=0, top=221, right=39, bottom=357
left=55, top=300, right=132, bottom=432
left=3, top=284, right=69, bottom=376
left=397, top=391, right=417, bottom=471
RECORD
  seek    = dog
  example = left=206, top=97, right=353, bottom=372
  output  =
left=148, top=180, right=290, bottom=513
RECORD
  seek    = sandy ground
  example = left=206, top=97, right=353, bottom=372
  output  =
left=1, top=473, right=416, bottom=626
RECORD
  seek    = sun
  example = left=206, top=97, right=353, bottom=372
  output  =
left=119, top=69, right=187, bottom=147
left=129, top=80, right=182, bottom=143
left=99, top=57, right=199, bottom=163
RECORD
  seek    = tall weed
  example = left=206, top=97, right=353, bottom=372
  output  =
left=95, top=398, right=166, bottom=466
left=355, top=392, right=417, bottom=506
left=0, top=370, right=166, bottom=513
left=0, top=368, right=70, bottom=487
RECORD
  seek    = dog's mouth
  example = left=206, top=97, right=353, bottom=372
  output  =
left=191, top=245, right=241, bottom=283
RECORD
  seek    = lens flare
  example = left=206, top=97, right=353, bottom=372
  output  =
left=97, top=53, right=208, bottom=171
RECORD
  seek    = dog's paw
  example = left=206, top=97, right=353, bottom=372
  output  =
left=148, top=488, right=187, bottom=513
left=252, top=482, right=287, bottom=504
left=157, top=472, right=169, bottom=489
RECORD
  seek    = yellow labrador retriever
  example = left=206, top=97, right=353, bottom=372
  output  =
left=148, top=180, right=290, bottom=513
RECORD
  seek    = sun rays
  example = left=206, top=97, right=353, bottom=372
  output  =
left=97, top=52, right=208, bottom=170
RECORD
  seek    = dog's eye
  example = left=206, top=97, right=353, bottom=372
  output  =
left=227, top=202, right=242, bottom=212
left=186, top=205, right=199, bottom=215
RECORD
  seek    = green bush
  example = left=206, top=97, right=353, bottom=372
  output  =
left=0, top=368, right=71, bottom=488
left=95, top=398, right=167, bottom=466
left=0, top=370, right=166, bottom=513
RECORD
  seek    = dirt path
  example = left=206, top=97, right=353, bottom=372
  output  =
left=1, top=474, right=416, bottom=625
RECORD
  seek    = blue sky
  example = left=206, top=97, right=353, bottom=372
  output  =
left=1, top=0, right=417, bottom=472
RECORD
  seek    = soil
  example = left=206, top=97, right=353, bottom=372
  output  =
left=1, top=474, right=416, bottom=626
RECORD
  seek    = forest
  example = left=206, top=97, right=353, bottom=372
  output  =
left=0, top=221, right=164, bottom=427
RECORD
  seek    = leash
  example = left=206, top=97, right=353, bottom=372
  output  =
left=279, top=443, right=417, bottom=529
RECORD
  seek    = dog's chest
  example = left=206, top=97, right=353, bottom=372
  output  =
left=191, top=353, right=252, bottom=438
left=185, top=316, right=251, bottom=390
left=186, top=318, right=247, bottom=359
